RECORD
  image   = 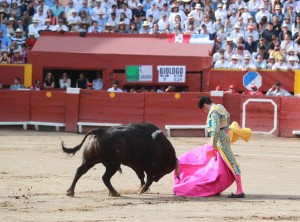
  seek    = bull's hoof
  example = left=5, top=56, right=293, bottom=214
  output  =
left=66, top=189, right=74, bottom=197
left=109, top=191, right=120, bottom=197
left=138, top=186, right=149, bottom=195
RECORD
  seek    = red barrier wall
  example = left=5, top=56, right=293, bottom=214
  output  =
left=205, top=69, right=295, bottom=93
left=240, top=96, right=281, bottom=136
left=279, top=97, right=300, bottom=137
left=0, top=90, right=30, bottom=121
left=1, top=90, right=300, bottom=137
left=223, top=94, right=241, bottom=123
left=0, top=66, right=25, bottom=87
left=30, top=91, right=66, bottom=123
left=78, top=91, right=144, bottom=123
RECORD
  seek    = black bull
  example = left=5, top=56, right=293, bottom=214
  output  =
left=62, top=123, right=180, bottom=197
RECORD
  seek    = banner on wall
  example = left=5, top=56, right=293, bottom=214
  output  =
left=126, top=65, right=153, bottom=82
left=158, top=66, right=186, bottom=83
left=167, top=34, right=214, bottom=44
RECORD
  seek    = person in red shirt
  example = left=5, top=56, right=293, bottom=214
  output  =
left=243, top=85, right=264, bottom=95
left=224, top=85, right=240, bottom=94
left=26, top=32, right=37, bottom=50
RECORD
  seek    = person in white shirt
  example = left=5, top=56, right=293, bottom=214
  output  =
left=230, top=24, right=245, bottom=44
left=33, top=7, right=47, bottom=26
left=287, top=56, right=299, bottom=70
left=67, top=9, right=81, bottom=25
left=214, top=55, right=229, bottom=68
left=239, top=54, right=256, bottom=71
left=28, top=19, right=42, bottom=38
left=244, top=24, right=259, bottom=41
left=59, top=73, right=71, bottom=89
left=52, top=19, right=69, bottom=32
left=228, top=54, right=241, bottom=69
left=107, top=80, right=123, bottom=92
left=272, top=57, right=288, bottom=71
left=266, top=82, right=292, bottom=96
left=255, top=5, right=271, bottom=23
left=92, top=73, right=103, bottom=90
left=214, top=3, right=227, bottom=24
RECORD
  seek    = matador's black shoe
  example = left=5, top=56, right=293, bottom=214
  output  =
left=227, top=192, right=245, bottom=198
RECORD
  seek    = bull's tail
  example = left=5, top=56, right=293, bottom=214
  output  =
left=61, top=130, right=96, bottom=155
left=175, top=159, right=180, bottom=180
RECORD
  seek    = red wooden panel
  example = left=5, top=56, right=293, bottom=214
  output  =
left=240, top=96, right=281, bottom=135
left=0, top=90, right=30, bottom=121
left=78, top=91, right=144, bottom=123
left=279, top=97, right=300, bottom=137
left=0, top=66, right=24, bottom=87
left=30, top=91, right=66, bottom=123
left=65, top=93, right=80, bottom=132
left=223, top=94, right=241, bottom=123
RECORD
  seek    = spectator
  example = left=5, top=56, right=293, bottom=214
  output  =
left=116, top=21, right=128, bottom=33
left=28, top=19, right=42, bottom=38
left=107, top=80, right=122, bottom=92
left=243, top=85, right=263, bottom=95
left=0, top=29, right=11, bottom=49
left=272, top=56, right=288, bottom=71
left=215, top=85, right=222, bottom=91
left=245, top=36, right=257, bottom=54
left=253, top=46, right=269, bottom=60
left=254, top=54, right=267, bottom=70
left=31, top=80, right=42, bottom=91
left=44, top=72, right=55, bottom=88
left=286, top=48, right=299, bottom=62
left=214, top=55, right=229, bottom=68
left=139, top=21, right=150, bottom=34
left=128, top=22, right=139, bottom=34
left=239, top=54, right=256, bottom=71
left=257, top=37, right=269, bottom=53
left=262, top=22, right=275, bottom=42
left=53, top=19, right=69, bottom=32
left=59, top=73, right=71, bottom=89
left=279, top=24, right=292, bottom=41
left=272, top=5, right=284, bottom=24
left=26, top=33, right=37, bottom=50
left=227, top=54, right=240, bottom=69
left=266, top=56, right=276, bottom=69
left=51, top=0, right=65, bottom=18
left=224, top=43, right=234, bottom=61
left=11, top=49, right=25, bottom=64
left=107, top=12, right=119, bottom=28
left=286, top=56, right=299, bottom=70
left=10, top=77, right=25, bottom=90
left=92, top=73, right=103, bottom=90
left=0, top=50, right=11, bottom=64
left=245, top=24, right=259, bottom=42
left=42, top=18, right=55, bottom=31
left=6, top=18, right=16, bottom=38
left=76, top=73, right=89, bottom=89
left=88, top=21, right=102, bottom=33
left=280, top=33, right=296, bottom=54
left=266, top=82, right=292, bottom=96
left=224, top=85, right=239, bottom=94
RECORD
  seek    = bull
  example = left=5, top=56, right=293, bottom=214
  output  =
left=62, top=123, right=179, bottom=197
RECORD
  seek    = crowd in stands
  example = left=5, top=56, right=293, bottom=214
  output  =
left=211, top=0, right=300, bottom=70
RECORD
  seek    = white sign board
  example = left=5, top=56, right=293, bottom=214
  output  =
left=243, top=71, right=262, bottom=90
left=157, top=66, right=186, bottom=83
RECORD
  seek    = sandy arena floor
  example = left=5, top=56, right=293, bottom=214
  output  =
left=0, top=128, right=300, bottom=222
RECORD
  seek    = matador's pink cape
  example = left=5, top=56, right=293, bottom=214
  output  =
left=173, top=122, right=251, bottom=197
